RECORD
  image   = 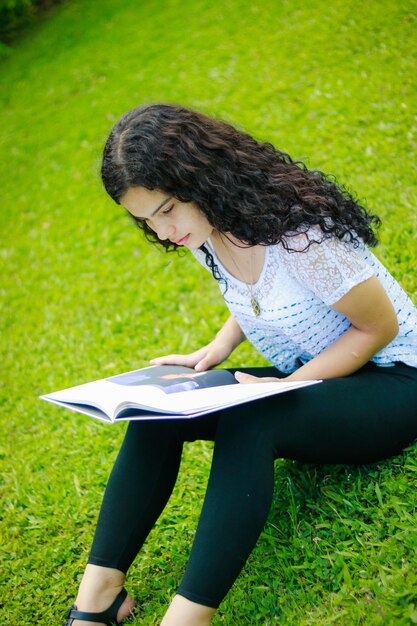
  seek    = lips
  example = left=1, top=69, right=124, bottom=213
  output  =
left=172, top=234, right=190, bottom=246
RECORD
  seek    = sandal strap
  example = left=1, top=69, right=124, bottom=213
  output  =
left=64, top=588, right=128, bottom=625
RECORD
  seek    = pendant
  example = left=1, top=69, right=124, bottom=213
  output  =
left=250, top=295, right=261, bottom=317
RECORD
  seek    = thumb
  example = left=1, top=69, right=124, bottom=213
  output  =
left=194, top=357, right=212, bottom=372
left=235, top=372, right=280, bottom=384
left=234, top=371, right=254, bottom=383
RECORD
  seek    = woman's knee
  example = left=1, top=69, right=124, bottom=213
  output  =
left=125, top=413, right=218, bottom=444
left=216, top=406, right=275, bottom=453
left=120, top=420, right=182, bottom=457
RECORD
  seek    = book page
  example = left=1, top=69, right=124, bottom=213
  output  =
left=41, top=366, right=236, bottom=418
left=107, top=365, right=235, bottom=393
left=144, top=379, right=320, bottom=414
left=41, top=366, right=320, bottom=419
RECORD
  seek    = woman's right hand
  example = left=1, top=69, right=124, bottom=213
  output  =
left=151, top=316, right=245, bottom=371
left=150, top=339, right=235, bottom=372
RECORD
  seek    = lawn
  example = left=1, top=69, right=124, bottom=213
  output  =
left=1, top=0, right=417, bottom=624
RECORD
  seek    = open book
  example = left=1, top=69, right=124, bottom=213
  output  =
left=40, top=365, right=320, bottom=423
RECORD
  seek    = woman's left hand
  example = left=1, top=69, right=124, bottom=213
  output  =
left=234, top=372, right=281, bottom=384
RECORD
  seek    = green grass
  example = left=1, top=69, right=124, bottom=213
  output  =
left=1, top=0, right=417, bottom=623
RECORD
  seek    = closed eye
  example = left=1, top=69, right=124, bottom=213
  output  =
left=128, top=201, right=174, bottom=225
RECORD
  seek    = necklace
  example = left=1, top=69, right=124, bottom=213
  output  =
left=219, top=237, right=261, bottom=317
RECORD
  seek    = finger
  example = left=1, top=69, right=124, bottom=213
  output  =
left=150, top=354, right=197, bottom=367
left=234, top=372, right=280, bottom=384
left=234, top=371, right=260, bottom=383
left=194, top=357, right=213, bottom=372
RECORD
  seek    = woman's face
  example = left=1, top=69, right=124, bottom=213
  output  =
left=120, top=186, right=214, bottom=249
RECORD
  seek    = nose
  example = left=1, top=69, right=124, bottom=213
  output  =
left=153, top=220, right=175, bottom=241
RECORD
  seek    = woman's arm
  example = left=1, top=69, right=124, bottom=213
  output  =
left=286, top=275, right=399, bottom=380
left=151, top=315, right=246, bottom=371
left=236, top=276, right=399, bottom=384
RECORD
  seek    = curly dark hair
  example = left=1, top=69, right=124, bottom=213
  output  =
left=101, top=103, right=380, bottom=270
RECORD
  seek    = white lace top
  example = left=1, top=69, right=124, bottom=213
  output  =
left=191, top=229, right=417, bottom=373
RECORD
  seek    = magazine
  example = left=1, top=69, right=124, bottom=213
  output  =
left=40, top=365, right=320, bottom=423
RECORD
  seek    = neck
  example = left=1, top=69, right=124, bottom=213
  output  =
left=211, top=231, right=262, bottom=317
left=211, top=230, right=250, bottom=249
left=210, top=230, right=265, bottom=285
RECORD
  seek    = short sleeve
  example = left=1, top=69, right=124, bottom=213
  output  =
left=279, top=229, right=375, bottom=305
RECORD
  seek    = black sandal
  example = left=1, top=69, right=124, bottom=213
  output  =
left=63, top=587, right=128, bottom=625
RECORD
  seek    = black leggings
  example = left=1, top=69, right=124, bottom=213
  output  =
left=88, top=363, right=417, bottom=608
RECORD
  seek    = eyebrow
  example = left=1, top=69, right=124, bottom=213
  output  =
left=150, top=195, right=174, bottom=217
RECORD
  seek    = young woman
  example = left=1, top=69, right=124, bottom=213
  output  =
left=64, top=103, right=417, bottom=626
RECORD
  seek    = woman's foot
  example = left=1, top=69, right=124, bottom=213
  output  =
left=67, top=564, right=135, bottom=626
left=160, top=594, right=216, bottom=626
left=67, top=592, right=135, bottom=626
